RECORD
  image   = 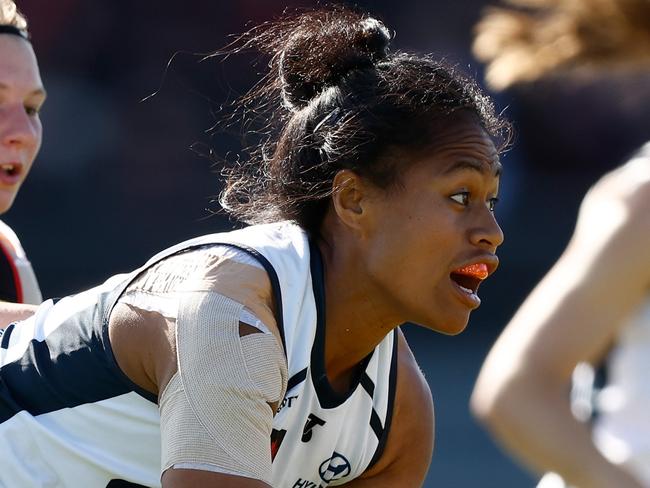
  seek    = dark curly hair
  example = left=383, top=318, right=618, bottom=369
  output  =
left=219, top=5, right=511, bottom=237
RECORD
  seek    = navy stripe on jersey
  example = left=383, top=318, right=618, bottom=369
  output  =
left=0, top=240, right=19, bottom=302
left=308, top=240, right=373, bottom=409
left=360, top=373, right=375, bottom=398
left=358, top=374, right=386, bottom=442
left=0, top=322, right=15, bottom=349
left=367, top=328, right=399, bottom=469
left=287, top=368, right=308, bottom=393
left=106, top=480, right=148, bottom=487
left=369, top=409, right=383, bottom=440
left=0, top=297, right=156, bottom=424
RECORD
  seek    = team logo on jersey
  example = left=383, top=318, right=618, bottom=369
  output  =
left=318, top=452, right=351, bottom=483
left=301, top=413, right=326, bottom=442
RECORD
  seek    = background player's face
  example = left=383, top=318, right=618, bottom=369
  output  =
left=362, top=116, right=503, bottom=334
left=0, top=34, right=44, bottom=214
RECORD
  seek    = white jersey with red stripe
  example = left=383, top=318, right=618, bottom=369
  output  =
left=0, top=221, right=397, bottom=487
left=0, top=220, right=41, bottom=304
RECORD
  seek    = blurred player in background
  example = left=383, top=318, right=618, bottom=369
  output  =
left=0, top=6, right=509, bottom=487
left=471, top=0, right=650, bottom=487
left=0, top=0, right=43, bottom=309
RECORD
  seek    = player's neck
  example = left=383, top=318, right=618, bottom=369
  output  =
left=318, top=240, right=401, bottom=393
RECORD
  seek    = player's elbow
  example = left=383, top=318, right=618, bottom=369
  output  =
left=470, top=372, right=508, bottom=428
left=470, top=364, right=531, bottom=432
left=472, top=358, right=566, bottom=435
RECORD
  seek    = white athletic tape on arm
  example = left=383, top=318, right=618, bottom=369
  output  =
left=160, top=291, right=287, bottom=484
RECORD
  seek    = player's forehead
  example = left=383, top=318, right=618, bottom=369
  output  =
left=411, top=118, right=501, bottom=180
left=0, top=35, right=43, bottom=95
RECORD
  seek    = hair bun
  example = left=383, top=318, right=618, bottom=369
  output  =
left=275, top=9, right=391, bottom=109
left=358, top=17, right=391, bottom=60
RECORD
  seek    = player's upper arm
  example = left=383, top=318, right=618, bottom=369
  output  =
left=353, top=328, right=434, bottom=487
left=109, top=247, right=287, bottom=487
left=481, top=155, right=650, bottom=386
left=162, top=468, right=271, bottom=487
left=0, top=302, right=38, bottom=329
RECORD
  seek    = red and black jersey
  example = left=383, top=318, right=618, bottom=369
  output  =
left=0, top=220, right=41, bottom=304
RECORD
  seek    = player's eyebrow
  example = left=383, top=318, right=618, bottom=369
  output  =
left=443, top=159, right=502, bottom=177
left=0, top=82, right=47, bottom=98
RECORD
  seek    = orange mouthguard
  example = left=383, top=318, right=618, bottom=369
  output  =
left=453, top=263, right=489, bottom=280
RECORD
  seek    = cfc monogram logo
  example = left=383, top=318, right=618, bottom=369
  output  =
left=319, top=452, right=351, bottom=483
left=291, top=452, right=352, bottom=488
left=301, top=413, right=326, bottom=442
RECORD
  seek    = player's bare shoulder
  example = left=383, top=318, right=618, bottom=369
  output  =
left=618, top=144, right=650, bottom=222
left=577, top=145, right=650, bottom=264
left=394, top=328, right=434, bottom=424
left=586, top=144, right=650, bottom=219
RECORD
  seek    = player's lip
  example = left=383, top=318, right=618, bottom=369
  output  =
left=0, top=161, right=24, bottom=185
left=449, top=255, right=499, bottom=295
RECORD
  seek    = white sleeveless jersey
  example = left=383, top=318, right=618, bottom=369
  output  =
left=0, top=220, right=41, bottom=305
left=0, top=222, right=397, bottom=487
left=591, top=144, right=650, bottom=486
left=593, top=299, right=650, bottom=486
left=536, top=144, right=650, bottom=488
left=537, top=303, right=650, bottom=488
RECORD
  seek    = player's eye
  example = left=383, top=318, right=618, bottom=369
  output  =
left=24, top=105, right=40, bottom=116
left=450, top=192, right=470, bottom=206
left=488, top=197, right=499, bottom=212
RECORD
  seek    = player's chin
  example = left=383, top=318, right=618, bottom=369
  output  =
left=437, top=315, right=470, bottom=336
left=415, top=310, right=471, bottom=336
left=0, top=190, right=18, bottom=214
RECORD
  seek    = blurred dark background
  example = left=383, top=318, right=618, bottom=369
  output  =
left=9, top=1, right=650, bottom=486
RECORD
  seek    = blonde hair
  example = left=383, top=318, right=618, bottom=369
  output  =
left=0, top=0, right=28, bottom=34
left=473, top=0, right=650, bottom=90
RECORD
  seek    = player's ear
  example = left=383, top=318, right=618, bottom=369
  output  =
left=330, top=169, right=370, bottom=232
